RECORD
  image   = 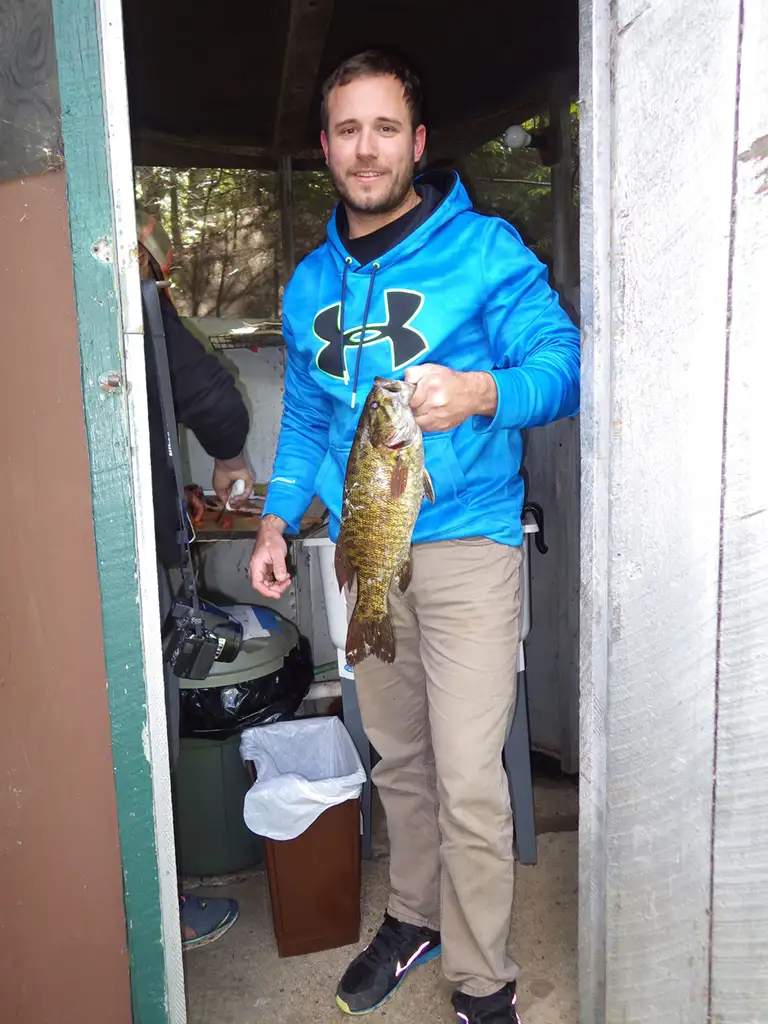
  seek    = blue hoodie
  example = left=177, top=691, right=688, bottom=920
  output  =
left=263, top=171, right=580, bottom=548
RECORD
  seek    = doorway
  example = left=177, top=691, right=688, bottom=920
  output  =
left=62, top=1, right=584, bottom=1020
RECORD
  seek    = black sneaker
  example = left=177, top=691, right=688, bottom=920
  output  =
left=336, top=912, right=441, bottom=1015
left=452, top=982, right=522, bottom=1023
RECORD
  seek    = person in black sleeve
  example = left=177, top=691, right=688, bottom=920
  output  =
left=137, top=206, right=253, bottom=949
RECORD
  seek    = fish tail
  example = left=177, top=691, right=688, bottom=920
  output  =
left=346, top=603, right=396, bottom=666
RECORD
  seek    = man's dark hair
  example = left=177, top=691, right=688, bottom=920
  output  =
left=320, top=50, right=423, bottom=132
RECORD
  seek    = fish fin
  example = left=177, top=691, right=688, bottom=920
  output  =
left=390, top=457, right=409, bottom=498
left=423, top=469, right=435, bottom=504
left=346, top=608, right=396, bottom=666
left=334, top=529, right=354, bottom=591
left=395, top=553, right=413, bottom=594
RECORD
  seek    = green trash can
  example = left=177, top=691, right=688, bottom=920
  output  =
left=173, top=608, right=311, bottom=877
left=174, top=733, right=264, bottom=877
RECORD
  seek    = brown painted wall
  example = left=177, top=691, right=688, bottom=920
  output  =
left=0, top=172, right=133, bottom=1022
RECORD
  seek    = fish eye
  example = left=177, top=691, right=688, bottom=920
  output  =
left=370, top=401, right=379, bottom=410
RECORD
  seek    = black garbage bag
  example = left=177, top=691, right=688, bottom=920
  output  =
left=179, top=634, right=314, bottom=739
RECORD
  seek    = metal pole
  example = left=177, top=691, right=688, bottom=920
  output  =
left=278, top=154, right=296, bottom=291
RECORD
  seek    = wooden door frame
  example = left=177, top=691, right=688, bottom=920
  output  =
left=51, top=0, right=185, bottom=1019
left=577, top=0, right=609, bottom=1017
left=578, top=0, right=768, bottom=1021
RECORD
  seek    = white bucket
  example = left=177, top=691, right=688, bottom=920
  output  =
left=303, top=530, right=348, bottom=653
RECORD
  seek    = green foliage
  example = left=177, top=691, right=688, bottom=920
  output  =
left=458, top=109, right=579, bottom=266
left=136, top=166, right=283, bottom=317
left=135, top=165, right=340, bottom=317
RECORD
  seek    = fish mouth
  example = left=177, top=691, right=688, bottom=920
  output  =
left=373, top=376, right=416, bottom=399
left=369, top=377, right=419, bottom=449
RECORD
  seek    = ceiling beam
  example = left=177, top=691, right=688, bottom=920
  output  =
left=130, top=63, right=578, bottom=171
left=273, top=0, right=336, bottom=155
left=131, top=128, right=323, bottom=170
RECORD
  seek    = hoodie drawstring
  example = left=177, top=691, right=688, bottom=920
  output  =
left=348, top=261, right=380, bottom=410
left=338, top=258, right=351, bottom=356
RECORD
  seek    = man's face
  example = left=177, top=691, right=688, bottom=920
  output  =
left=321, top=74, right=426, bottom=217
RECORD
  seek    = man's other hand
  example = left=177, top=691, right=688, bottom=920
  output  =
left=249, top=515, right=291, bottom=599
left=213, top=455, right=254, bottom=507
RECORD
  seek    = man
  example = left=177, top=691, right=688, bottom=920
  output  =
left=249, top=52, right=580, bottom=1023
left=138, top=207, right=253, bottom=948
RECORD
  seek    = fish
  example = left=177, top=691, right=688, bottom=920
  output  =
left=334, top=376, right=435, bottom=666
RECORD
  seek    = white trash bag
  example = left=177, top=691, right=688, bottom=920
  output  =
left=240, top=717, right=366, bottom=842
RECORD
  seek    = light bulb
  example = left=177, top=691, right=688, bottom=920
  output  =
left=503, top=125, right=532, bottom=149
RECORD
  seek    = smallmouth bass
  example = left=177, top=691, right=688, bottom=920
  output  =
left=335, top=377, right=435, bottom=665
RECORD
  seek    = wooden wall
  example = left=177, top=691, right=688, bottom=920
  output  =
left=579, top=0, right=768, bottom=1020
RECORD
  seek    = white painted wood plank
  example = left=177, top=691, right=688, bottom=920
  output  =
left=578, top=0, right=613, bottom=1016
left=710, top=1, right=768, bottom=1019
left=96, top=0, right=186, bottom=1016
left=604, top=0, right=740, bottom=1019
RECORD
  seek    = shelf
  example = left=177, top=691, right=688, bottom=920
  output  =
left=191, top=494, right=327, bottom=542
left=181, top=316, right=285, bottom=353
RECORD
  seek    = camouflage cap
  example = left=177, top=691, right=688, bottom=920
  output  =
left=136, top=205, right=173, bottom=277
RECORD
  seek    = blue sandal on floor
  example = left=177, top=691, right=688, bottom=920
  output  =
left=180, top=894, right=239, bottom=950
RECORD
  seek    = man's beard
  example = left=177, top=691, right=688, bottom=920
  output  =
left=330, top=160, right=415, bottom=217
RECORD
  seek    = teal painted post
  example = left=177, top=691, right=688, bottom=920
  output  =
left=49, top=0, right=169, bottom=1020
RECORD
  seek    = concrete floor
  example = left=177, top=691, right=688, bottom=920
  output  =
left=183, top=769, right=578, bottom=1024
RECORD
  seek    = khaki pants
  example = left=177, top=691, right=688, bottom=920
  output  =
left=347, top=538, right=523, bottom=997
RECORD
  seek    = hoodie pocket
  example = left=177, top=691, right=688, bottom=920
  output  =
left=423, top=432, right=469, bottom=507
left=314, top=445, right=351, bottom=502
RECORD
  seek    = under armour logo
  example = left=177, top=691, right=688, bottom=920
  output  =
left=313, top=289, right=428, bottom=381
